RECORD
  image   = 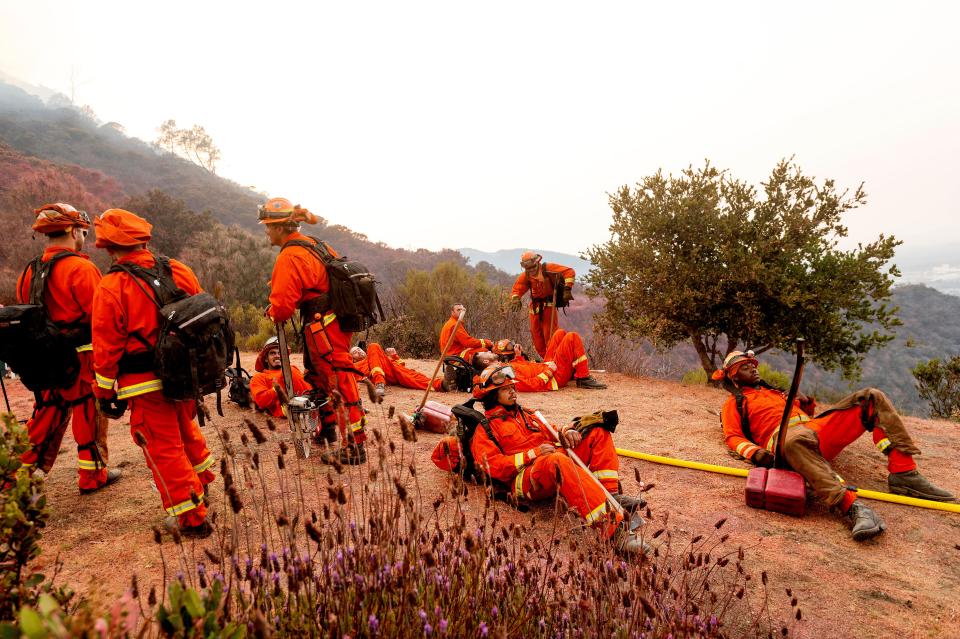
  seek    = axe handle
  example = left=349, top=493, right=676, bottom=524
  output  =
left=773, top=338, right=805, bottom=470
left=418, top=309, right=465, bottom=412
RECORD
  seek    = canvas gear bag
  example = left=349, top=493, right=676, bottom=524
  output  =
left=224, top=347, right=252, bottom=408
left=109, top=254, right=234, bottom=420
left=281, top=236, right=384, bottom=332
left=442, top=355, right=476, bottom=392
left=0, top=252, right=84, bottom=392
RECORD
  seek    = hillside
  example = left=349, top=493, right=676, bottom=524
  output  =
left=459, top=246, right=594, bottom=275
left=3, top=358, right=958, bottom=638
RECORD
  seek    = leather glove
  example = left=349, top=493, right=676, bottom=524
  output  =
left=97, top=398, right=128, bottom=420
left=510, top=297, right=522, bottom=312
left=752, top=449, right=775, bottom=468
left=561, top=287, right=573, bottom=304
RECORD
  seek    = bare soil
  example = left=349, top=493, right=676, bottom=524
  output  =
left=6, top=354, right=959, bottom=638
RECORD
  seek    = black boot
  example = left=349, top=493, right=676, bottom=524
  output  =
left=80, top=468, right=123, bottom=495
left=844, top=501, right=885, bottom=541
left=613, top=493, right=647, bottom=513
left=575, top=376, right=607, bottom=390
left=164, top=516, right=214, bottom=539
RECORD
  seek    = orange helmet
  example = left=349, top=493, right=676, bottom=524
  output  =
left=32, top=202, right=91, bottom=234
left=492, top=339, right=515, bottom=356
left=710, top=350, right=758, bottom=381
left=520, top=251, right=541, bottom=270
left=471, top=364, right=516, bottom=399
left=258, top=197, right=296, bottom=224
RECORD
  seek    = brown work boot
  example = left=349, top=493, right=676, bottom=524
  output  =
left=575, top=376, right=607, bottom=390
left=320, top=443, right=367, bottom=466
left=312, top=426, right=337, bottom=446
left=80, top=468, right=123, bottom=495
left=374, top=383, right=386, bottom=400
left=442, top=366, right=458, bottom=392
left=844, top=501, right=886, bottom=541
left=888, top=470, right=956, bottom=502
left=612, top=524, right=651, bottom=557
left=613, top=493, right=646, bottom=514
left=163, top=516, right=214, bottom=539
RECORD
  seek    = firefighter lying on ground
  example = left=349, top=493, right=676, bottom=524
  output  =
left=350, top=343, right=444, bottom=399
left=468, top=364, right=647, bottom=556
left=250, top=337, right=312, bottom=418
left=716, top=350, right=956, bottom=541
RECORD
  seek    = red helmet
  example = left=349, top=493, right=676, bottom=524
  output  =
left=471, top=364, right=516, bottom=399
left=520, top=251, right=542, bottom=270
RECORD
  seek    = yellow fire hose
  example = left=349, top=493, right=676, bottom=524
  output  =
left=616, top=448, right=960, bottom=514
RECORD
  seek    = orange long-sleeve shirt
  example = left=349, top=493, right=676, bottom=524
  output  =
left=470, top=405, right=563, bottom=485
left=511, top=263, right=575, bottom=303
left=16, top=247, right=102, bottom=339
left=721, top=386, right=816, bottom=461
left=92, top=249, right=202, bottom=399
left=267, top=232, right=331, bottom=323
left=439, top=317, right=490, bottom=357
left=251, top=366, right=311, bottom=417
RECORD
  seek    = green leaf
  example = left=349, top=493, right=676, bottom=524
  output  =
left=18, top=607, right=46, bottom=639
left=183, top=587, right=204, bottom=619
left=36, top=594, right=58, bottom=616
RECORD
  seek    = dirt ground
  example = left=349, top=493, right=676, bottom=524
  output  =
left=5, top=353, right=959, bottom=638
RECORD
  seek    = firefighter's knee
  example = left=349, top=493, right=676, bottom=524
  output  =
left=783, top=428, right=820, bottom=460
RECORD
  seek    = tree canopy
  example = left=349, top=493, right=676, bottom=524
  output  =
left=584, top=160, right=901, bottom=379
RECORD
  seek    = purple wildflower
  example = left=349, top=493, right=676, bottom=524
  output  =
left=479, top=622, right=488, bottom=637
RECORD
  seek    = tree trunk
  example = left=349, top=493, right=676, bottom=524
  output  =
left=690, top=332, right=715, bottom=377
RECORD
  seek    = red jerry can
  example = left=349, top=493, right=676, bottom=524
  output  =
left=745, top=467, right=806, bottom=516
left=417, top=401, right=452, bottom=434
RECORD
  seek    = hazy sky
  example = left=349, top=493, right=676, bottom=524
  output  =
left=1, top=1, right=958, bottom=256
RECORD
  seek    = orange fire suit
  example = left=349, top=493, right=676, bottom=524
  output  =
left=355, top=343, right=441, bottom=391
left=16, top=247, right=108, bottom=491
left=510, top=329, right=589, bottom=392
left=471, top=405, right=620, bottom=527
left=92, top=250, right=214, bottom=527
left=439, top=316, right=491, bottom=361
left=722, top=386, right=920, bottom=508
left=511, top=263, right=575, bottom=357
left=251, top=366, right=312, bottom=417
left=267, top=232, right=365, bottom=445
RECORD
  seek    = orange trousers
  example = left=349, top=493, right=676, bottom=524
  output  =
left=545, top=330, right=589, bottom=386
left=366, top=343, right=440, bottom=390
left=518, top=428, right=619, bottom=527
left=303, top=314, right=366, bottom=445
left=129, top=392, right=214, bottom=526
left=20, top=351, right=108, bottom=491
left=529, top=304, right=560, bottom=357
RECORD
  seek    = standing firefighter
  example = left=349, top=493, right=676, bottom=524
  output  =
left=260, top=197, right=368, bottom=465
left=91, top=209, right=215, bottom=538
left=469, top=364, right=646, bottom=556
left=510, top=252, right=575, bottom=358
left=13, top=203, right=119, bottom=494
left=715, top=350, right=955, bottom=541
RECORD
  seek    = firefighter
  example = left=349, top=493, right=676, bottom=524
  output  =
left=439, top=303, right=493, bottom=390
left=470, top=364, right=647, bottom=556
left=509, top=252, right=575, bottom=357
left=488, top=330, right=606, bottom=390
left=91, top=208, right=215, bottom=538
left=260, top=197, right=367, bottom=464
left=250, top=337, right=312, bottom=417
left=350, top=343, right=442, bottom=397
left=16, top=203, right=119, bottom=494
left=715, top=350, right=955, bottom=541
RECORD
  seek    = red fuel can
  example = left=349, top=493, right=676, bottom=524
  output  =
left=417, top=401, right=452, bottom=434
left=745, top=467, right=806, bottom=516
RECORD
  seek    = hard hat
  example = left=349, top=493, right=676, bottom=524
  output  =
left=471, top=364, right=517, bottom=399
left=492, top=339, right=515, bottom=356
left=520, top=251, right=542, bottom=269
left=32, top=202, right=91, bottom=234
left=710, top=350, right=758, bottom=381
left=258, top=197, right=296, bottom=224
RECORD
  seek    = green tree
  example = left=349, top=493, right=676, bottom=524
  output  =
left=911, top=356, right=960, bottom=420
left=585, top=159, right=901, bottom=379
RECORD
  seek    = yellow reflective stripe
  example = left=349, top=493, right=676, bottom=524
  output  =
left=459, top=348, right=472, bottom=358
left=876, top=438, right=892, bottom=453
left=322, top=312, right=337, bottom=327
left=350, top=420, right=364, bottom=433
left=76, top=343, right=93, bottom=353
left=563, top=278, right=574, bottom=285
left=514, top=468, right=526, bottom=498
left=549, top=378, right=558, bottom=391
left=117, top=379, right=163, bottom=399
left=584, top=501, right=608, bottom=525
left=166, top=494, right=203, bottom=516
left=513, top=452, right=525, bottom=471
left=537, top=372, right=550, bottom=383
left=593, top=470, right=618, bottom=481
left=193, top=455, right=214, bottom=473
left=78, top=458, right=105, bottom=470
left=736, top=442, right=756, bottom=457
left=572, top=355, right=587, bottom=367
left=96, top=373, right=115, bottom=389
left=370, top=367, right=385, bottom=377
left=787, top=414, right=810, bottom=427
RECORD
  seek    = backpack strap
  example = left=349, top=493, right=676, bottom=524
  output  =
left=24, top=251, right=81, bottom=306
left=108, top=254, right=186, bottom=309
left=722, top=378, right=782, bottom=446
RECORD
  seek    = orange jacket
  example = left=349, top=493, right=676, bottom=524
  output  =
left=251, top=366, right=311, bottom=417
left=470, top=405, right=564, bottom=485
left=721, top=386, right=816, bottom=461
left=16, top=247, right=101, bottom=348
left=511, top=263, right=575, bottom=303
left=439, top=317, right=490, bottom=357
left=92, top=249, right=202, bottom=399
left=267, top=232, right=331, bottom=323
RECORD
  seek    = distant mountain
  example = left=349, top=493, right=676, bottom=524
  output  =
left=458, top=248, right=593, bottom=278
left=895, top=242, right=960, bottom=297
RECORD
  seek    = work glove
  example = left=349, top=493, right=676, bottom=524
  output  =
left=561, top=287, right=573, bottom=304
left=752, top=449, right=775, bottom=468
left=97, top=398, right=128, bottom=420
left=273, top=381, right=289, bottom=405
left=510, top=297, right=522, bottom=312
left=570, top=410, right=619, bottom=434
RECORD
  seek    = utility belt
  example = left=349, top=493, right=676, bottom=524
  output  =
left=529, top=297, right=555, bottom=313
left=118, top=349, right=156, bottom=375
left=299, top=293, right=331, bottom=326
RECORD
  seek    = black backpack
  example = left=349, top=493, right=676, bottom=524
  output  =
left=443, top=355, right=477, bottom=392
left=0, top=253, right=86, bottom=392
left=224, top=347, right=252, bottom=408
left=449, top=399, right=526, bottom=509
left=281, top=237, right=384, bottom=332
left=109, top=255, right=234, bottom=416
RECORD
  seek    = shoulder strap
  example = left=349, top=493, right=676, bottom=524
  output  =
left=25, top=251, right=78, bottom=306
left=108, top=254, right=185, bottom=309
left=281, top=237, right=333, bottom=264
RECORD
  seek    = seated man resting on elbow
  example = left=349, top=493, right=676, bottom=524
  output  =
left=250, top=337, right=312, bottom=418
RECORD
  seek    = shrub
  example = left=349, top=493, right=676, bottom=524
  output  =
left=911, top=356, right=960, bottom=420
left=681, top=363, right=790, bottom=389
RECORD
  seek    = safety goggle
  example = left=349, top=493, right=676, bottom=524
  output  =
left=493, top=341, right=514, bottom=354
left=520, top=259, right=539, bottom=269
left=480, top=365, right=515, bottom=388
left=77, top=210, right=91, bottom=225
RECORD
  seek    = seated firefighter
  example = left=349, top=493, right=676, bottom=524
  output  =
left=474, top=329, right=606, bottom=391
left=715, top=350, right=955, bottom=541
left=466, top=364, right=646, bottom=555
left=250, top=337, right=312, bottom=418
left=350, top=343, right=443, bottom=398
